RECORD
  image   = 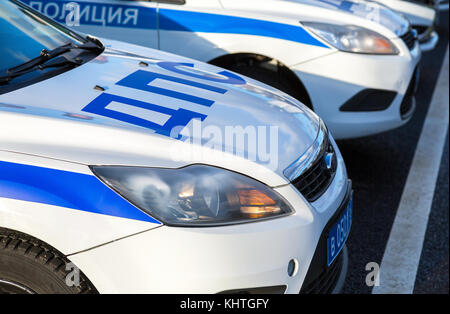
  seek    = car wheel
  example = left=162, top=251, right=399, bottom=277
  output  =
left=210, top=55, right=313, bottom=109
left=0, top=228, right=97, bottom=294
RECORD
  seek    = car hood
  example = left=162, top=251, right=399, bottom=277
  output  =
left=0, top=40, right=320, bottom=186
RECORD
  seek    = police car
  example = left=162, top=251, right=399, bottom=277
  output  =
left=374, top=0, right=439, bottom=51
left=405, top=0, right=449, bottom=11
left=21, top=0, right=421, bottom=140
left=0, top=0, right=352, bottom=294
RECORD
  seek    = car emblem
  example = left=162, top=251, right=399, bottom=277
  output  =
left=324, top=152, right=336, bottom=172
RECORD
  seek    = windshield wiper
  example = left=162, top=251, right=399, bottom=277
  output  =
left=85, top=35, right=105, bottom=51
left=5, top=43, right=74, bottom=77
left=0, top=58, right=80, bottom=85
left=0, top=40, right=103, bottom=85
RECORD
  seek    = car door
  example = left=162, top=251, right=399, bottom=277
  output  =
left=22, top=0, right=160, bottom=49
left=157, top=0, right=224, bottom=62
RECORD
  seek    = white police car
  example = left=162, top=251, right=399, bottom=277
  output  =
left=21, top=0, right=421, bottom=139
left=0, top=0, right=352, bottom=294
left=398, top=0, right=448, bottom=12
left=374, top=0, right=439, bottom=51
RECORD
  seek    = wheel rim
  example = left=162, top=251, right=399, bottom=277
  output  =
left=0, top=279, right=35, bottom=294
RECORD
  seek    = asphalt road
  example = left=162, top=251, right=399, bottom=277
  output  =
left=340, top=10, right=449, bottom=294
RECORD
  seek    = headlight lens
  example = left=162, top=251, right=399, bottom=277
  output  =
left=303, top=22, right=399, bottom=55
left=92, top=165, right=293, bottom=226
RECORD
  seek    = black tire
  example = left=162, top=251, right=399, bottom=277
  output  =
left=0, top=228, right=97, bottom=294
left=211, top=55, right=313, bottom=109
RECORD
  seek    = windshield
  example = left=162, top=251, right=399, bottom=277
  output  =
left=0, top=0, right=85, bottom=72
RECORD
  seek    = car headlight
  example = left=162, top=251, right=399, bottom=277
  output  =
left=91, top=165, right=294, bottom=226
left=303, top=22, right=399, bottom=55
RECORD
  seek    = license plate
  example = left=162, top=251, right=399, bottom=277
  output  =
left=326, top=194, right=353, bottom=267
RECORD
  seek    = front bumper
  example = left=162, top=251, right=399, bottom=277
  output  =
left=291, top=41, right=421, bottom=139
left=300, top=181, right=352, bottom=293
left=419, top=30, right=439, bottom=51
left=68, top=139, right=350, bottom=294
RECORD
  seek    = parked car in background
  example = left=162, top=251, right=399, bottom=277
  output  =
left=374, top=0, right=439, bottom=51
left=21, top=0, right=421, bottom=139
left=437, top=0, right=449, bottom=10
left=411, top=0, right=449, bottom=11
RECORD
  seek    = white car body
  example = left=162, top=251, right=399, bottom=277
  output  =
left=0, top=1, right=352, bottom=294
left=22, top=0, right=421, bottom=139
left=374, top=0, right=439, bottom=51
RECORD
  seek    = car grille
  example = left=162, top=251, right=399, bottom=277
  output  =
left=300, top=251, right=344, bottom=294
left=400, top=30, right=417, bottom=50
left=292, top=136, right=337, bottom=202
left=414, top=25, right=429, bottom=36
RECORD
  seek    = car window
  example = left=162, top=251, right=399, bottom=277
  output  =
left=0, top=0, right=83, bottom=72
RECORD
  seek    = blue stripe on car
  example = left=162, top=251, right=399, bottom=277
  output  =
left=0, top=161, right=160, bottom=224
left=19, top=0, right=329, bottom=48
left=157, top=8, right=329, bottom=48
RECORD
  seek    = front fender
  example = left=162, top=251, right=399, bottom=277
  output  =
left=0, top=150, right=161, bottom=255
